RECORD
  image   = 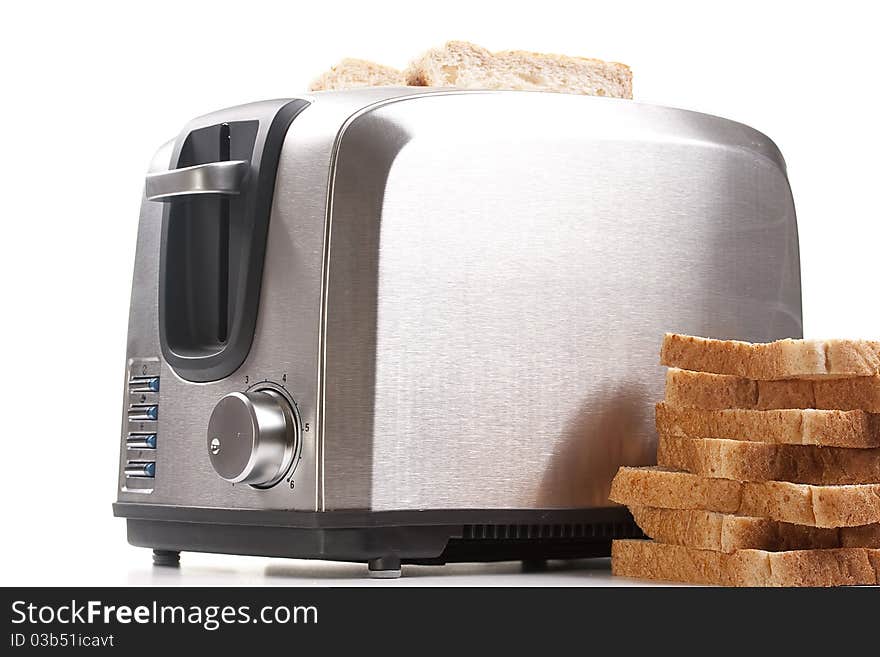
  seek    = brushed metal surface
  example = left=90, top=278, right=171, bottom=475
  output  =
left=118, top=88, right=801, bottom=515
left=117, top=88, right=415, bottom=510
left=145, top=160, right=249, bottom=201
left=322, top=91, right=801, bottom=511
left=206, top=390, right=298, bottom=486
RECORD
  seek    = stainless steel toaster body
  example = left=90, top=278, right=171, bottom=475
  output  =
left=115, top=88, right=801, bottom=571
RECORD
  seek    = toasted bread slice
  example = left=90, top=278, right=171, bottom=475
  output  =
left=655, top=402, right=880, bottom=448
left=814, top=376, right=880, bottom=411
left=665, top=368, right=809, bottom=410
left=611, top=466, right=741, bottom=512
left=611, top=539, right=880, bottom=586
left=309, top=58, right=407, bottom=91
left=657, top=435, right=880, bottom=485
left=629, top=506, right=880, bottom=553
left=609, top=466, right=880, bottom=528
left=404, top=41, right=632, bottom=98
left=660, top=333, right=880, bottom=380
left=665, top=368, right=880, bottom=412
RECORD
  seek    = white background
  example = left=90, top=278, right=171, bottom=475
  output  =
left=1, top=0, right=878, bottom=586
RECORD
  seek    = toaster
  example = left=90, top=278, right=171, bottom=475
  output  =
left=113, top=87, right=802, bottom=576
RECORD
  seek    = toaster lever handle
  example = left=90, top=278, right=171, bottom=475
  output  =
left=145, top=160, right=249, bottom=202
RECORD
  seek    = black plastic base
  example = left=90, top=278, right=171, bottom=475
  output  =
left=116, top=503, right=641, bottom=569
left=521, top=558, right=548, bottom=572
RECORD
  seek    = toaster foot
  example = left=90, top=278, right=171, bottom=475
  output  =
left=152, top=549, right=180, bottom=567
left=368, top=556, right=401, bottom=579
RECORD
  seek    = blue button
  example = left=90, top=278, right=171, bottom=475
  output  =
left=126, top=434, right=156, bottom=449
left=128, top=405, right=158, bottom=422
left=144, top=462, right=156, bottom=477
left=129, top=377, right=160, bottom=393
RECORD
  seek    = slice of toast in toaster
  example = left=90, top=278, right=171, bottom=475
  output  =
left=656, top=435, right=880, bottom=485
left=665, top=367, right=880, bottom=412
left=628, top=506, right=880, bottom=553
left=611, top=539, right=880, bottom=586
left=661, top=333, right=880, bottom=380
left=309, top=58, right=407, bottom=91
left=404, top=41, right=633, bottom=98
left=609, top=466, right=880, bottom=528
left=655, top=402, right=880, bottom=448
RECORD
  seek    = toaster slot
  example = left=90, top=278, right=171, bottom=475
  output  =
left=163, top=120, right=258, bottom=355
left=217, top=123, right=231, bottom=343
left=154, top=99, right=310, bottom=383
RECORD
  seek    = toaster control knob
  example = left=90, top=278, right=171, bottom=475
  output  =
left=206, top=390, right=297, bottom=488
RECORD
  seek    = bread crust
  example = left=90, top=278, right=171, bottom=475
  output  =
left=655, top=402, right=880, bottom=448
left=309, top=58, right=406, bottom=91
left=610, top=466, right=742, bottom=513
left=403, top=40, right=633, bottom=98
left=661, top=333, right=880, bottom=380
left=609, top=466, right=880, bottom=528
left=665, top=368, right=880, bottom=412
left=657, top=434, right=880, bottom=485
left=629, top=506, right=880, bottom=553
left=612, top=333, right=880, bottom=585
left=612, top=539, right=880, bottom=586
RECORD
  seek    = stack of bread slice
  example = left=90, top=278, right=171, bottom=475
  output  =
left=309, top=41, right=633, bottom=99
left=611, top=333, right=880, bottom=586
